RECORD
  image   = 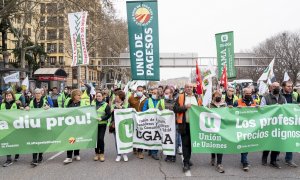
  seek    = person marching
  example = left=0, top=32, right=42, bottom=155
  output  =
left=142, top=88, right=165, bottom=160
left=63, top=89, right=91, bottom=164
left=91, top=91, right=111, bottom=162
left=280, top=81, right=298, bottom=167
left=222, top=87, right=238, bottom=107
left=233, top=87, right=257, bottom=171
left=1, top=90, right=27, bottom=167
left=29, top=88, right=51, bottom=167
left=162, top=87, right=177, bottom=163
left=128, top=85, right=147, bottom=159
left=109, top=90, right=128, bottom=162
left=260, top=82, right=286, bottom=169
left=173, top=83, right=202, bottom=172
left=210, top=91, right=226, bottom=173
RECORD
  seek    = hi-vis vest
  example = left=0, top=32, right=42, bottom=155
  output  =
left=292, top=92, right=299, bottom=103
left=222, top=94, right=238, bottom=104
left=0, top=102, right=17, bottom=110
left=176, top=94, right=202, bottom=124
left=148, top=98, right=165, bottom=110
left=15, top=93, right=22, bottom=101
left=57, top=94, right=64, bottom=108
left=237, top=98, right=256, bottom=107
left=95, top=102, right=108, bottom=125
left=29, top=99, right=47, bottom=109
left=64, top=97, right=89, bottom=107
left=81, top=90, right=90, bottom=106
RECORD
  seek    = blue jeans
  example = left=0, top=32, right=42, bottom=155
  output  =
left=285, top=152, right=293, bottom=162
left=149, top=150, right=158, bottom=155
left=241, top=153, right=248, bottom=164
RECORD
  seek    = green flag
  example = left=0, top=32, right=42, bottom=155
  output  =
left=126, top=0, right=160, bottom=81
left=215, top=31, right=236, bottom=78
left=189, top=104, right=300, bottom=154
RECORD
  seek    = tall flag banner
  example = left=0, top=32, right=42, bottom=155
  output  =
left=258, top=58, right=275, bottom=82
left=203, top=60, right=216, bottom=90
left=220, top=65, right=228, bottom=90
left=68, top=12, right=89, bottom=66
left=3, top=72, right=20, bottom=83
left=283, top=71, right=291, bottom=82
left=196, top=60, right=203, bottom=95
left=215, top=31, right=236, bottom=78
left=126, top=1, right=160, bottom=81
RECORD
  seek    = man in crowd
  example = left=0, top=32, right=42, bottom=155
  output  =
left=128, top=85, right=147, bottom=159
left=233, top=87, right=257, bottom=171
left=261, top=82, right=286, bottom=169
left=50, top=87, right=64, bottom=108
left=173, top=83, right=202, bottom=172
left=280, top=81, right=298, bottom=167
left=222, top=87, right=238, bottom=107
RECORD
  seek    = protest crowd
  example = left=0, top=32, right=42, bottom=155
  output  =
left=1, top=76, right=300, bottom=174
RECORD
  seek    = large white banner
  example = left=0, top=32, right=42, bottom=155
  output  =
left=3, top=72, right=19, bottom=83
left=114, top=108, right=176, bottom=155
left=68, top=12, right=89, bottom=66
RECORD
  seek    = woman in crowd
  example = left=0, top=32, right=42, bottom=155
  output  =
left=91, top=91, right=111, bottom=162
left=109, top=90, right=128, bottom=162
left=209, top=91, right=226, bottom=173
left=63, top=89, right=87, bottom=164
left=29, top=88, right=50, bottom=167
left=1, top=90, right=26, bottom=167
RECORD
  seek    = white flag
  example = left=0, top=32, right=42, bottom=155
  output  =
left=202, top=78, right=212, bottom=107
left=3, top=72, right=20, bottom=83
left=68, top=12, right=89, bottom=66
left=258, top=58, right=275, bottom=82
left=283, top=72, right=290, bottom=82
left=203, top=60, right=216, bottom=90
left=21, top=76, right=29, bottom=90
left=258, top=81, right=268, bottom=95
left=89, top=83, right=96, bottom=95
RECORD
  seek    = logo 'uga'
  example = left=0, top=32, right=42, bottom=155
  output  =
left=132, top=4, right=153, bottom=26
left=199, top=112, right=221, bottom=133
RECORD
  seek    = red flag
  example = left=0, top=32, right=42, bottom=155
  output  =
left=196, top=61, right=203, bottom=95
left=220, top=64, right=228, bottom=90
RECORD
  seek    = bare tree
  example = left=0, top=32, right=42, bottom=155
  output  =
left=253, top=31, right=300, bottom=83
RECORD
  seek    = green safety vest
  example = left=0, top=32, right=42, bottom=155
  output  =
left=64, top=97, right=89, bottom=107
left=292, top=92, right=299, bottom=103
left=148, top=98, right=165, bottom=110
left=96, top=102, right=108, bottom=125
left=15, top=93, right=22, bottom=101
left=222, top=95, right=239, bottom=103
left=0, top=102, right=17, bottom=110
left=123, top=92, right=132, bottom=108
left=56, top=94, right=64, bottom=108
left=81, top=90, right=90, bottom=106
left=29, top=99, right=47, bottom=109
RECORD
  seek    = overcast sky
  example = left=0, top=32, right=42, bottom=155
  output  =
left=113, top=0, right=300, bottom=80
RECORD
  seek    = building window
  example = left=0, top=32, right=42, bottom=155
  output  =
left=59, top=43, right=64, bottom=53
left=58, top=29, right=64, bottom=40
left=40, top=16, right=45, bottom=26
left=47, top=16, right=57, bottom=27
left=40, top=43, right=45, bottom=51
left=58, top=3, right=64, bottom=13
left=40, top=3, right=45, bottom=14
left=59, top=56, right=64, bottom=64
left=40, top=29, right=45, bottom=40
left=47, top=29, right=57, bottom=40
left=47, top=43, right=57, bottom=53
left=49, top=56, right=57, bottom=65
left=58, top=16, right=64, bottom=26
left=47, top=3, right=57, bottom=14
left=27, top=28, right=31, bottom=36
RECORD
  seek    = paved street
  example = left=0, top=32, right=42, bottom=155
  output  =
left=1, top=131, right=300, bottom=180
